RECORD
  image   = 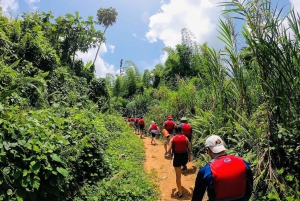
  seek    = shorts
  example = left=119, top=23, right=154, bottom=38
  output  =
left=173, top=152, right=188, bottom=167
left=185, top=135, right=192, bottom=142
left=139, top=125, right=145, bottom=130
left=166, top=129, right=174, bottom=135
left=164, top=135, right=171, bottom=145
left=151, top=132, right=157, bottom=138
left=134, top=123, right=139, bottom=129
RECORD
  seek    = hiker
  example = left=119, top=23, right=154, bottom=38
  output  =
left=138, top=117, right=145, bottom=138
left=162, top=128, right=171, bottom=157
left=191, top=135, right=253, bottom=201
left=148, top=121, right=160, bottom=145
left=163, top=115, right=175, bottom=136
left=167, top=124, right=191, bottom=198
left=129, top=117, right=135, bottom=131
left=134, top=116, right=140, bottom=134
left=180, top=117, right=192, bottom=170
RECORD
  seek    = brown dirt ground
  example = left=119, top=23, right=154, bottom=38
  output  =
left=141, top=134, right=208, bottom=201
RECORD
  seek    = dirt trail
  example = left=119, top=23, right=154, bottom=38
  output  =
left=142, top=135, right=203, bottom=201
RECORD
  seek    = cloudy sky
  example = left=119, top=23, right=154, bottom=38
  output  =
left=0, top=0, right=297, bottom=77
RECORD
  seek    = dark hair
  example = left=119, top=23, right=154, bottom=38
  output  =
left=174, top=124, right=181, bottom=134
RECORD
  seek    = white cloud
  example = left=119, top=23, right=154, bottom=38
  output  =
left=25, top=0, right=40, bottom=10
left=160, top=52, right=168, bottom=64
left=76, top=44, right=115, bottom=78
left=290, top=0, right=300, bottom=13
left=25, top=0, right=40, bottom=4
left=107, top=45, right=115, bottom=53
left=146, top=0, right=226, bottom=49
left=0, top=0, right=19, bottom=13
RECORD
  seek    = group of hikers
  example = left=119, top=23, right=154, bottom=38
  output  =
left=126, top=115, right=253, bottom=201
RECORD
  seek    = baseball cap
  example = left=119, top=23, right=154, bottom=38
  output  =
left=180, top=117, right=187, bottom=121
left=167, top=115, right=172, bottom=119
left=205, top=135, right=226, bottom=153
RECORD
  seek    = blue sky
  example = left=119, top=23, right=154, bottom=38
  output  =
left=1, top=0, right=298, bottom=77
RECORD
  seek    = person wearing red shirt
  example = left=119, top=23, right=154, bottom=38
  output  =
left=191, top=135, right=253, bottom=201
left=163, top=115, right=175, bottom=135
left=167, top=124, right=191, bottom=198
left=180, top=117, right=193, bottom=171
left=148, top=121, right=160, bottom=145
left=134, top=117, right=140, bottom=134
left=138, top=117, right=145, bottom=138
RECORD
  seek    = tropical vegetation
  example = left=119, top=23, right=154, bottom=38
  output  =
left=0, top=0, right=299, bottom=200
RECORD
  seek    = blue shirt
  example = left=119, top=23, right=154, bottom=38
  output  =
left=191, top=155, right=253, bottom=201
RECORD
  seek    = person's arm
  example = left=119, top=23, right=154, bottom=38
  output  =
left=187, top=138, right=191, bottom=162
left=191, top=165, right=210, bottom=201
left=244, top=160, right=254, bottom=200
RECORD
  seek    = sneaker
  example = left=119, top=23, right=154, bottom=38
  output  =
left=165, top=152, right=169, bottom=157
left=181, top=166, right=187, bottom=171
left=176, top=192, right=183, bottom=198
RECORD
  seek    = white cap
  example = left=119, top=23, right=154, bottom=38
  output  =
left=205, top=135, right=226, bottom=153
left=151, top=121, right=155, bottom=124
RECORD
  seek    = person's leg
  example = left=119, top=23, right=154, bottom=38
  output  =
left=164, top=142, right=167, bottom=153
left=174, top=167, right=183, bottom=196
left=153, top=134, right=157, bottom=145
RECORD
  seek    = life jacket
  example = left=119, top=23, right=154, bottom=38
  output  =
left=164, top=120, right=175, bottom=130
left=181, top=123, right=192, bottom=136
left=138, top=119, right=145, bottom=125
left=209, top=155, right=247, bottom=200
left=135, top=118, right=140, bottom=123
left=173, top=135, right=187, bottom=153
left=151, top=123, right=158, bottom=130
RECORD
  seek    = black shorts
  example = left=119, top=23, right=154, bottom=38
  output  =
left=173, top=152, right=188, bottom=167
left=139, top=125, right=145, bottom=130
left=185, top=135, right=192, bottom=142
left=166, top=129, right=174, bottom=135
left=151, top=132, right=157, bottom=138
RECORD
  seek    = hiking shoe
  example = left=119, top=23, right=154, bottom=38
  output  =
left=176, top=192, right=183, bottom=198
left=181, top=166, right=187, bottom=171
left=165, top=152, right=169, bottom=157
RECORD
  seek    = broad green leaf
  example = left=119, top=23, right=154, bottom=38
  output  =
left=56, top=167, right=68, bottom=177
left=33, top=176, right=40, bottom=189
left=13, top=170, right=21, bottom=179
left=30, top=161, right=41, bottom=175
left=3, top=167, right=10, bottom=175
left=33, top=145, right=40, bottom=152
left=50, top=154, right=62, bottom=163
left=16, top=188, right=27, bottom=200
left=7, top=189, right=13, bottom=196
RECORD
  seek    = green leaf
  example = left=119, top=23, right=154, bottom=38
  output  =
left=33, top=145, right=40, bottom=152
left=3, top=167, right=10, bottom=175
left=7, top=189, right=13, bottom=196
left=21, top=177, right=29, bottom=188
left=16, top=188, right=27, bottom=200
left=50, top=154, right=62, bottom=163
left=13, top=170, right=21, bottom=179
left=56, top=167, right=68, bottom=177
left=30, top=161, right=41, bottom=175
left=33, top=176, right=40, bottom=189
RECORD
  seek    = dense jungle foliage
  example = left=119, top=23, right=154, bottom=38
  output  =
left=0, top=0, right=300, bottom=200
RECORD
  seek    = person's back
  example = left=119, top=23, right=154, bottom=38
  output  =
left=192, top=135, right=253, bottom=201
left=164, top=115, right=175, bottom=134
